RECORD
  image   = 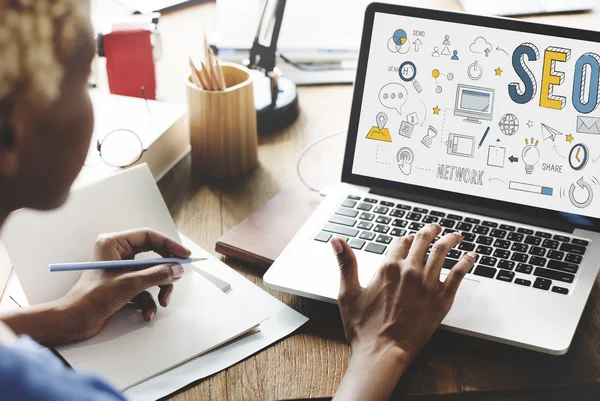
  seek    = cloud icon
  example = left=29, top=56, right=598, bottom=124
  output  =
left=470, top=36, right=492, bottom=55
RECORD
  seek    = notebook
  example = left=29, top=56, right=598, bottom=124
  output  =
left=1, top=164, right=267, bottom=390
left=215, top=187, right=322, bottom=270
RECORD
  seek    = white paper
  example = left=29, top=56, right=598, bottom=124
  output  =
left=196, top=267, right=231, bottom=292
left=0, top=242, right=10, bottom=301
left=124, top=234, right=309, bottom=401
left=0, top=232, right=308, bottom=399
left=0, top=270, right=25, bottom=312
left=89, top=91, right=185, bottom=151
left=58, top=266, right=262, bottom=390
left=2, top=164, right=181, bottom=305
left=0, top=165, right=268, bottom=391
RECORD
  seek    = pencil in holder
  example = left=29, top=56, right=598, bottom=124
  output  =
left=186, top=62, right=259, bottom=179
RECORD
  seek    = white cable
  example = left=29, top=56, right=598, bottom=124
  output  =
left=296, top=130, right=346, bottom=194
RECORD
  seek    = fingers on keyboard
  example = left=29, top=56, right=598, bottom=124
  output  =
left=316, top=195, right=587, bottom=295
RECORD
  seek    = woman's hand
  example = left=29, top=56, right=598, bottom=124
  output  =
left=62, top=228, right=191, bottom=341
left=0, top=228, right=191, bottom=346
left=331, top=224, right=476, bottom=401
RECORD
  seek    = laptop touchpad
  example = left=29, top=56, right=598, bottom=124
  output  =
left=442, top=276, right=480, bottom=323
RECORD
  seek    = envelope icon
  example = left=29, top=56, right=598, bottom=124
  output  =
left=576, top=116, right=600, bottom=135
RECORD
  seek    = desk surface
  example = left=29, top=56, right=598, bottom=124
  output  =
left=93, top=1, right=600, bottom=400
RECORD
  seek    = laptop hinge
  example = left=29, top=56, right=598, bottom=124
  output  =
left=370, top=187, right=575, bottom=233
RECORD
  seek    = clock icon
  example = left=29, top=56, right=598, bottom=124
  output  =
left=569, top=143, right=589, bottom=171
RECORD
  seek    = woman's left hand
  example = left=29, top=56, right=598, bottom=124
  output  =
left=61, top=228, right=191, bottom=341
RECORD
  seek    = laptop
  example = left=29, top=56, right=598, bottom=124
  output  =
left=264, top=3, right=600, bottom=355
left=459, top=0, right=594, bottom=17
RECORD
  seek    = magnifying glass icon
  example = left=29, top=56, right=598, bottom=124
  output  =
left=399, top=61, right=422, bottom=93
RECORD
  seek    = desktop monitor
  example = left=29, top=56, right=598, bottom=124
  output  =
left=454, top=84, right=495, bottom=124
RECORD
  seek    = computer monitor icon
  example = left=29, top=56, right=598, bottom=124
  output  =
left=454, top=84, right=495, bottom=124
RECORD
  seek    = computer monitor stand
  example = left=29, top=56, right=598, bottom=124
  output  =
left=464, top=117, right=482, bottom=124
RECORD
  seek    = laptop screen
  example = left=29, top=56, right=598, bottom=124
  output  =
left=350, top=8, right=600, bottom=223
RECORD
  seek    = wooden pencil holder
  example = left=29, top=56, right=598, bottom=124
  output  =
left=186, top=63, right=259, bottom=179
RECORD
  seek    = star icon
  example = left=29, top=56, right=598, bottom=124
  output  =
left=433, top=106, right=441, bottom=115
left=495, top=67, right=503, bottom=76
left=566, top=134, right=574, bottom=143
left=527, top=120, right=534, bottom=128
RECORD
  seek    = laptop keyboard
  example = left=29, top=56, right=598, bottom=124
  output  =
left=314, top=195, right=590, bottom=295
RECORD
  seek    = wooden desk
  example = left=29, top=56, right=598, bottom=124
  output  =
left=92, top=1, right=600, bottom=400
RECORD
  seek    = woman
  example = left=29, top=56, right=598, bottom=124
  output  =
left=0, top=1, right=475, bottom=400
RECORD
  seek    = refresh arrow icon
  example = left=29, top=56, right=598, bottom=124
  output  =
left=569, top=177, right=594, bottom=208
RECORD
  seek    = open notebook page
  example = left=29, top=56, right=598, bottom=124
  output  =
left=1, top=164, right=268, bottom=390
left=58, top=265, right=263, bottom=390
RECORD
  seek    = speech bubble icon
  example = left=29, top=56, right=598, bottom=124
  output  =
left=379, top=83, right=408, bottom=115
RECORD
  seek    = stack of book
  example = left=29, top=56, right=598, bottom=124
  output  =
left=75, top=92, right=189, bottom=187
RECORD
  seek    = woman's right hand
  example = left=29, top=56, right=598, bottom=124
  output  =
left=1, top=229, right=191, bottom=347
left=331, top=223, right=476, bottom=401
left=62, top=228, right=191, bottom=341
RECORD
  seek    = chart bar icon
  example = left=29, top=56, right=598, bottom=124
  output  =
left=509, top=181, right=553, bottom=196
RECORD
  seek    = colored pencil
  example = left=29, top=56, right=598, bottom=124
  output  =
left=215, top=59, right=227, bottom=90
left=50, top=257, right=207, bottom=272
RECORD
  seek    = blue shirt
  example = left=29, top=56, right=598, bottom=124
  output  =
left=0, top=336, right=125, bottom=401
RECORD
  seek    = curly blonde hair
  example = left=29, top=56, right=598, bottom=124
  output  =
left=0, top=0, right=90, bottom=106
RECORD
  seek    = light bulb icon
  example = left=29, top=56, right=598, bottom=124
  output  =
left=522, top=138, right=540, bottom=174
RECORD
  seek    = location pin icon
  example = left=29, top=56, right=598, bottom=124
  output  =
left=377, top=112, right=388, bottom=130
